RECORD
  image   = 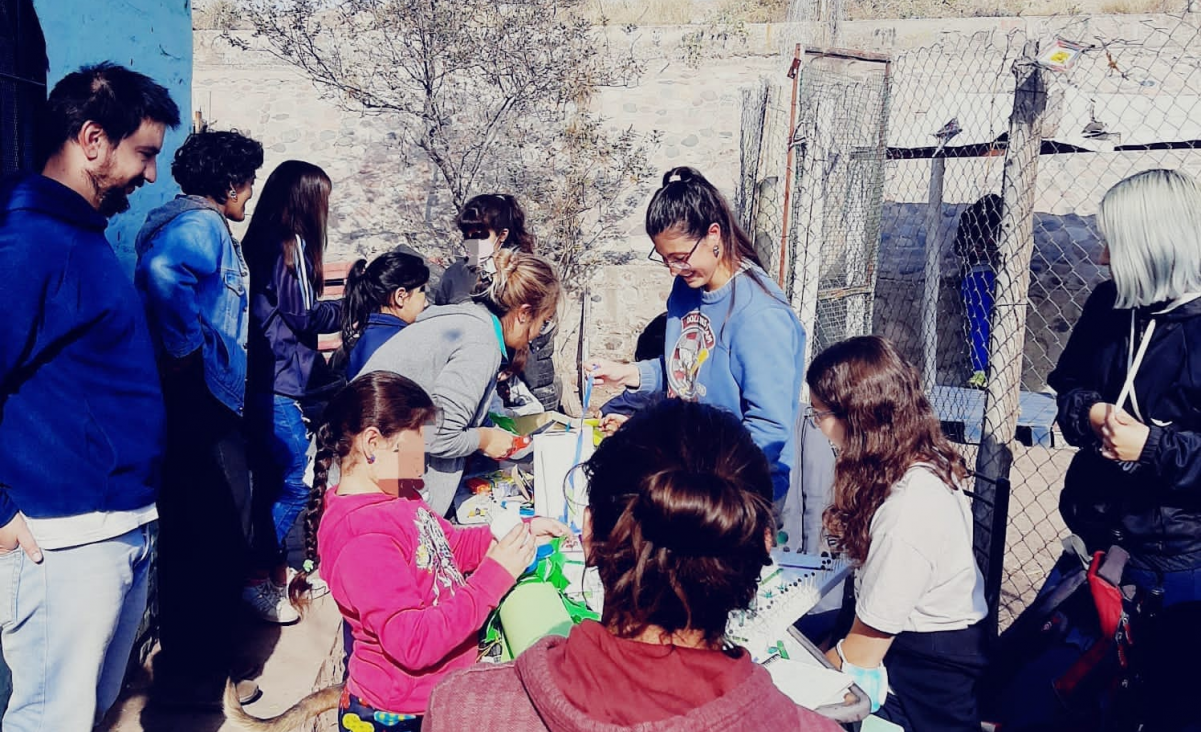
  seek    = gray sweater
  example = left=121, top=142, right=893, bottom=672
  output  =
left=359, top=302, right=503, bottom=515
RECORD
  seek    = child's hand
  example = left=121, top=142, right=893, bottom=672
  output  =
left=528, top=517, right=570, bottom=540
left=486, top=524, right=537, bottom=580
left=598, top=413, right=629, bottom=436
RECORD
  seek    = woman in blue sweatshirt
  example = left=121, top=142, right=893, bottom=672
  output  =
left=591, top=167, right=806, bottom=502
left=338, top=250, right=430, bottom=380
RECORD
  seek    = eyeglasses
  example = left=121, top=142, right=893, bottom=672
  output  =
left=648, top=236, right=705, bottom=273
left=805, top=406, right=839, bottom=427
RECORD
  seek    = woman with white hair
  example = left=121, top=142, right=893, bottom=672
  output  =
left=1048, top=167, right=1201, bottom=606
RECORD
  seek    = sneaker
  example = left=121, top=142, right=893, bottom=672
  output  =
left=287, top=566, right=330, bottom=599
left=242, top=581, right=300, bottom=625
left=968, top=370, right=987, bottom=389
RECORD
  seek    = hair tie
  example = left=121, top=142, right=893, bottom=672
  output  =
left=668, top=173, right=683, bottom=183
left=302, top=559, right=315, bottom=573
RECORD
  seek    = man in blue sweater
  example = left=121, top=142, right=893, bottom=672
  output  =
left=0, top=64, right=179, bottom=731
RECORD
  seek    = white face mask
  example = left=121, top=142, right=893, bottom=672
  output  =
left=465, top=236, right=497, bottom=272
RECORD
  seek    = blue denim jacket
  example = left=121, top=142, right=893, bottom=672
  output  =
left=135, top=196, right=250, bottom=414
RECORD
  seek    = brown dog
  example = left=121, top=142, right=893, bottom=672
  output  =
left=223, top=680, right=344, bottom=731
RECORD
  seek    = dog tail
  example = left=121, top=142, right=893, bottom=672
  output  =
left=223, top=679, right=344, bottom=732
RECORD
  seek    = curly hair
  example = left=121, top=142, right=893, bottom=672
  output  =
left=170, top=130, right=264, bottom=203
left=806, top=336, right=968, bottom=564
left=582, top=399, right=774, bottom=647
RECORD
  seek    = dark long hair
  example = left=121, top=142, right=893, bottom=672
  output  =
left=645, top=166, right=765, bottom=273
left=806, top=336, right=967, bottom=564
left=582, top=399, right=774, bottom=648
left=644, top=167, right=781, bottom=334
left=244, top=160, right=332, bottom=294
left=457, top=193, right=535, bottom=253
left=289, top=372, right=438, bottom=608
left=340, top=252, right=430, bottom=354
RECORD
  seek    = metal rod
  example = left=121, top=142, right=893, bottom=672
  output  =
left=777, top=45, right=802, bottom=288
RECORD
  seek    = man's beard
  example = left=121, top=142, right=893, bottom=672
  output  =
left=89, top=166, right=142, bottom=218
left=97, top=186, right=131, bottom=218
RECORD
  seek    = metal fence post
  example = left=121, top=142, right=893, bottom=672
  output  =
left=972, top=41, right=1047, bottom=635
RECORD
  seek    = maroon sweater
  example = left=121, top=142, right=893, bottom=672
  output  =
left=425, top=621, right=842, bottom=732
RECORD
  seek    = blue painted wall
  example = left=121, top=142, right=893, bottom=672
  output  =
left=32, top=0, right=193, bottom=273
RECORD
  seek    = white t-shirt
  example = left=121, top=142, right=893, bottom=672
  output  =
left=25, top=505, right=157, bottom=551
left=854, top=464, right=988, bottom=635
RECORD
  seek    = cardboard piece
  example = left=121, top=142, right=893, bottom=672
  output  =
left=533, top=427, right=593, bottom=532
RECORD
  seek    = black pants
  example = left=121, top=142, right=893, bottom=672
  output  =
left=155, top=367, right=253, bottom=682
left=876, top=622, right=989, bottom=732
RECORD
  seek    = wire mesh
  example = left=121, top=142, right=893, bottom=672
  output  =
left=741, top=9, right=1201, bottom=629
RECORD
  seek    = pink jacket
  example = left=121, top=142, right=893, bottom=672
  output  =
left=318, top=490, right=512, bottom=714
left=425, top=629, right=844, bottom=732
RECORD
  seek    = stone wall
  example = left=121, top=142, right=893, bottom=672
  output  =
left=193, top=14, right=1199, bottom=376
left=193, top=29, right=777, bottom=366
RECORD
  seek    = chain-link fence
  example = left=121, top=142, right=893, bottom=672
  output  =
left=741, top=9, right=1201, bottom=629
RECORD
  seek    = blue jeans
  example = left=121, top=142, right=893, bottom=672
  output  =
left=0, top=523, right=154, bottom=732
left=962, top=267, right=995, bottom=374
left=251, top=394, right=311, bottom=565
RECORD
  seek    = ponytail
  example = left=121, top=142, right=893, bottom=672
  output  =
left=289, top=425, right=336, bottom=608
left=646, top=166, right=764, bottom=272
left=338, top=251, right=430, bottom=360
left=339, top=258, right=371, bottom=356
left=474, top=249, right=560, bottom=375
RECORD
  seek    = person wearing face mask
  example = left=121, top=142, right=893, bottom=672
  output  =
left=339, top=251, right=431, bottom=380
left=360, top=250, right=562, bottom=516
left=433, top=194, right=536, bottom=306
left=435, top=194, right=560, bottom=411
left=135, top=129, right=266, bottom=708
left=589, top=167, right=806, bottom=503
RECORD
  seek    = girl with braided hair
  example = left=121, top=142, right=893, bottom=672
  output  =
left=425, top=399, right=842, bottom=732
left=225, top=371, right=566, bottom=732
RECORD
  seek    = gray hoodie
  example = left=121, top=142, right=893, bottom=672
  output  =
left=359, top=301, right=504, bottom=515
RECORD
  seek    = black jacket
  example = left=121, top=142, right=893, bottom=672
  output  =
left=248, top=245, right=343, bottom=401
left=1049, top=280, right=1201, bottom=571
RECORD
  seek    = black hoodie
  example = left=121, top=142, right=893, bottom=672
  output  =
left=1049, top=279, right=1201, bottom=571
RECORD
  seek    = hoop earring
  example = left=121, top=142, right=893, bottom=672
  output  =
left=228, top=190, right=238, bottom=201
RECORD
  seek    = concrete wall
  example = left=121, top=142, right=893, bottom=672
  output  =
left=33, top=0, right=193, bottom=273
